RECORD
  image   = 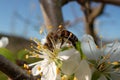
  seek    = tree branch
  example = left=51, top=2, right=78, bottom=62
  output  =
left=61, top=0, right=76, bottom=6
left=62, top=0, right=120, bottom=6
left=89, top=3, right=105, bottom=23
left=0, top=54, right=36, bottom=80
left=91, top=0, right=120, bottom=6
left=39, top=0, right=64, bottom=33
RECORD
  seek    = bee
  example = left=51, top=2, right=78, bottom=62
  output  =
left=44, top=26, right=78, bottom=51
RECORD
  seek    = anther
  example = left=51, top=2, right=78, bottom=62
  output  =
left=24, top=64, right=29, bottom=69
left=25, top=55, right=29, bottom=59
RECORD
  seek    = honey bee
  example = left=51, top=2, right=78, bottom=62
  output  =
left=44, top=26, right=78, bottom=51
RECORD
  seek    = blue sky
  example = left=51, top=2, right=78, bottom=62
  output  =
left=0, top=0, right=120, bottom=40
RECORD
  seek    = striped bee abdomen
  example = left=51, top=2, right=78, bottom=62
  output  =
left=60, top=30, right=78, bottom=49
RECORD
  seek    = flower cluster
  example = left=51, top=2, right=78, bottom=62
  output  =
left=25, top=28, right=120, bottom=80
left=81, top=35, right=120, bottom=80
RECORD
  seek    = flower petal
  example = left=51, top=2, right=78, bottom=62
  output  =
left=81, top=34, right=100, bottom=60
left=0, top=37, right=9, bottom=48
left=31, top=60, right=48, bottom=76
left=61, top=51, right=80, bottom=75
left=111, top=73, right=120, bottom=80
left=75, top=60, right=91, bottom=80
left=98, top=75, right=107, bottom=80
left=41, top=62, right=57, bottom=80
left=58, top=48, right=79, bottom=60
left=104, top=41, right=120, bottom=61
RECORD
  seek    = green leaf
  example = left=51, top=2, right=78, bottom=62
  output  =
left=0, top=48, right=15, bottom=62
left=75, top=41, right=86, bottom=59
left=17, top=49, right=41, bottom=63
left=55, top=59, right=62, bottom=68
left=88, top=59, right=98, bottom=68
left=17, top=49, right=29, bottom=60
left=69, top=74, right=75, bottom=80
left=0, top=72, right=8, bottom=80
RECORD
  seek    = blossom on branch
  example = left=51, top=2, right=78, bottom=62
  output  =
left=81, top=34, right=120, bottom=80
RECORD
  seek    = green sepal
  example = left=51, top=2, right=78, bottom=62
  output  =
left=69, top=74, right=75, bottom=80
left=92, top=71, right=101, bottom=80
left=60, top=46, right=72, bottom=52
left=55, top=59, right=62, bottom=68
left=75, top=41, right=86, bottom=60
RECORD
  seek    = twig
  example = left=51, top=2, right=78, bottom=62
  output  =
left=0, top=54, right=36, bottom=80
left=92, top=0, right=120, bottom=6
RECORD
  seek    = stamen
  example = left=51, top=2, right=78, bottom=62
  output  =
left=56, top=68, right=60, bottom=74
left=98, top=41, right=118, bottom=65
left=27, top=70, right=31, bottom=74
left=96, top=46, right=99, bottom=49
left=61, top=75, right=68, bottom=80
left=48, top=36, right=56, bottom=50
left=58, top=25, right=63, bottom=29
left=24, top=64, right=29, bottom=69
left=73, top=77, right=78, bottom=80
left=112, top=61, right=119, bottom=65
left=47, top=26, right=53, bottom=29
left=39, top=28, right=43, bottom=34
left=37, top=79, right=40, bottom=80
left=40, top=72, right=43, bottom=77
left=37, top=66, right=41, bottom=71
left=25, top=55, right=29, bottom=59
left=37, top=45, right=41, bottom=49
left=62, top=32, right=72, bottom=47
left=35, top=54, right=40, bottom=58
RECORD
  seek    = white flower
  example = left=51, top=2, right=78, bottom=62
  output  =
left=0, top=37, right=9, bottom=48
left=28, top=39, right=76, bottom=80
left=75, top=60, right=91, bottom=80
left=81, top=35, right=101, bottom=60
left=81, top=34, right=120, bottom=80
left=29, top=59, right=57, bottom=80
left=61, top=47, right=91, bottom=80
left=61, top=48, right=81, bottom=75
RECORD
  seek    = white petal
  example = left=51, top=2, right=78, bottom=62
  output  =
left=75, top=60, right=91, bottom=80
left=81, top=34, right=100, bottom=60
left=61, top=51, right=80, bottom=75
left=41, top=62, right=57, bottom=80
left=104, top=41, right=120, bottom=61
left=0, top=37, right=9, bottom=48
left=31, top=64, right=42, bottom=76
left=58, top=48, right=79, bottom=60
left=31, top=60, right=48, bottom=76
left=111, top=73, right=120, bottom=80
left=41, top=37, right=47, bottom=45
left=98, top=75, right=107, bottom=80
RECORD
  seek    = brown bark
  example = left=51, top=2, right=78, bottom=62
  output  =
left=83, top=3, right=105, bottom=45
left=85, top=20, right=98, bottom=44
left=0, top=54, right=36, bottom=80
left=92, top=0, right=120, bottom=6
left=62, top=0, right=76, bottom=6
left=62, top=0, right=120, bottom=6
left=39, top=0, right=64, bottom=33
